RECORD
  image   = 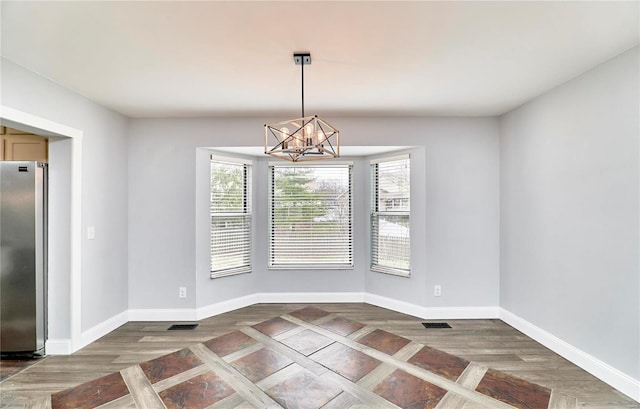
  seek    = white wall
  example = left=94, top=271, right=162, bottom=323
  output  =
left=1, top=58, right=129, bottom=336
left=500, top=46, right=639, bottom=380
left=48, top=137, right=73, bottom=340
left=127, top=117, right=500, bottom=311
left=355, top=119, right=501, bottom=309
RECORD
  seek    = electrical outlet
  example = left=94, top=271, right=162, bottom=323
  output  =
left=87, top=226, right=95, bottom=240
left=179, top=287, right=187, bottom=298
left=434, top=285, right=442, bottom=297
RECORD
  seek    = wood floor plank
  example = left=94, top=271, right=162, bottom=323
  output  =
left=0, top=303, right=636, bottom=409
left=120, top=365, right=167, bottom=409
left=357, top=343, right=423, bottom=389
left=284, top=313, right=518, bottom=409
left=347, top=326, right=377, bottom=340
left=207, top=393, right=245, bottom=409
left=321, top=392, right=362, bottom=409
left=318, top=369, right=401, bottom=409
left=434, top=392, right=476, bottom=409
left=222, top=343, right=264, bottom=363
left=456, top=363, right=488, bottom=389
left=25, top=394, right=50, bottom=409
left=231, top=402, right=256, bottom=409
left=96, top=394, right=136, bottom=409
left=240, top=327, right=329, bottom=377
left=357, top=363, right=398, bottom=390
left=548, top=390, right=578, bottom=409
left=151, top=364, right=210, bottom=393
left=189, top=343, right=280, bottom=409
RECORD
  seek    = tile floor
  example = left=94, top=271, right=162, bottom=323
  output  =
left=46, top=306, right=565, bottom=409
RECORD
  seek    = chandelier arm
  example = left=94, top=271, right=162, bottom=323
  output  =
left=267, top=125, right=286, bottom=151
left=324, top=135, right=336, bottom=150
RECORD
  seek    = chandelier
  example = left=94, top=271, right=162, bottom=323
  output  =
left=265, top=53, right=339, bottom=162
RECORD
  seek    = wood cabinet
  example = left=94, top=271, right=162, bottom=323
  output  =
left=1, top=126, right=48, bottom=162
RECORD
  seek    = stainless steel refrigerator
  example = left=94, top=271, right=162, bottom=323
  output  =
left=0, top=161, right=47, bottom=355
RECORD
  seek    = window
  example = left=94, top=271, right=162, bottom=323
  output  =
left=371, top=155, right=410, bottom=275
left=269, top=163, right=353, bottom=268
left=210, top=156, right=251, bottom=278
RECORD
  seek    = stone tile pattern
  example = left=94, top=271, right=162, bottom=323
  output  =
left=49, top=307, right=556, bottom=409
left=265, top=369, right=342, bottom=409
left=203, top=330, right=256, bottom=357
left=476, top=369, right=552, bottom=409
left=357, top=328, right=411, bottom=355
left=139, top=348, right=203, bottom=384
left=373, top=369, right=448, bottom=409
left=51, top=372, right=129, bottom=409
left=289, top=306, right=331, bottom=322
left=311, top=343, right=382, bottom=382
left=159, top=371, right=235, bottom=409
left=252, top=316, right=298, bottom=337
left=408, top=345, right=470, bottom=381
left=318, top=316, right=366, bottom=336
left=281, top=329, right=334, bottom=356
left=230, top=347, right=293, bottom=382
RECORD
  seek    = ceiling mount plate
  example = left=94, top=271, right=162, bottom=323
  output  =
left=294, top=53, right=311, bottom=65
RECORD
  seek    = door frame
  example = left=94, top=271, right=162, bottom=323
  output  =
left=1, top=105, right=83, bottom=353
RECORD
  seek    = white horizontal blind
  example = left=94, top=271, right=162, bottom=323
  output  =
left=269, top=164, right=353, bottom=268
left=371, top=155, right=410, bottom=275
left=210, top=157, right=251, bottom=278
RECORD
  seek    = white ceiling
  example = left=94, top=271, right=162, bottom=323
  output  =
left=1, top=1, right=638, bottom=118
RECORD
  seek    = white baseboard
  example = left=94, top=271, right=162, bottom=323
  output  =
left=65, top=293, right=499, bottom=353
left=365, top=293, right=428, bottom=318
left=77, top=310, right=129, bottom=352
left=365, top=293, right=500, bottom=319
left=129, top=292, right=367, bottom=322
left=499, top=308, right=640, bottom=402
left=45, top=338, right=72, bottom=355
left=256, top=292, right=365, bottom=304
left=197, top=294, right=258, bottom=320
left=128, top=308, right=198, bottom=322
left=422, top=306, right=500, bottom=319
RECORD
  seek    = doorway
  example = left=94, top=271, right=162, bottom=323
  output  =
left=1, top=106, right=83, bottom=354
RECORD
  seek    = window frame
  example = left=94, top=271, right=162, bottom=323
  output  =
left=370, top=154, right=411, bottom=277
left=209, top=154, right=252, bottom=279
left=268, top=161, right=354, bottom=270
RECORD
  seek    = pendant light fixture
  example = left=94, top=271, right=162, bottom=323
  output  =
left=265, top=53, right=339, bottom=162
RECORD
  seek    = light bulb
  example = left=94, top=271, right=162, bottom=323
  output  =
left=304, top=123, right=315, bottom=147
left=279, top=127, right=290, bottom=149
left=293, top=133, right=302, bottom=149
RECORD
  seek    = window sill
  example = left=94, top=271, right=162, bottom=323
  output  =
left=210, top=268, right=252, bottom=279
left=370, top=266, right=410, bottom=278
left=268, top=264, right=354, bottom=271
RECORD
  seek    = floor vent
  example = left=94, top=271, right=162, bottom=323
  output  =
left=422, top=322, right=452, bottom=329
left=168, top=324, right=199, bottom=331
